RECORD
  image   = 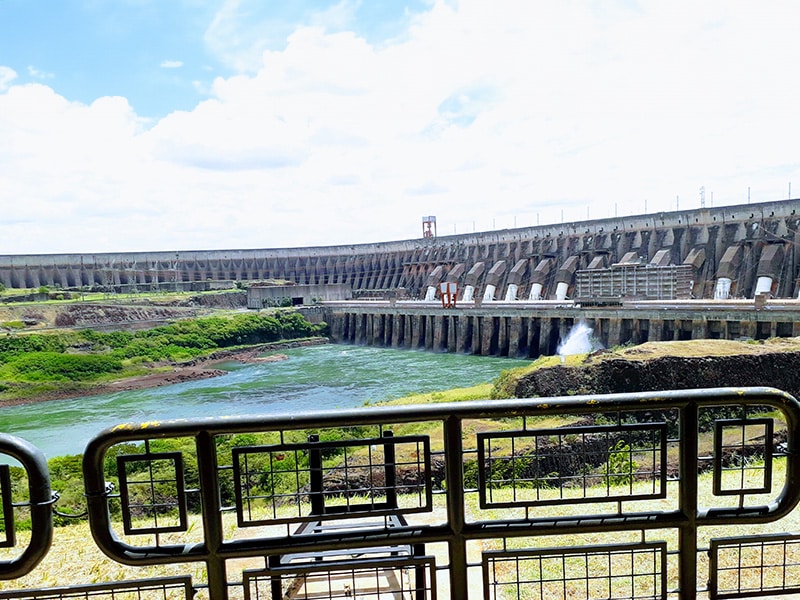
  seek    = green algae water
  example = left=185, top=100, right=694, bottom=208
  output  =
left=0, top=344, right=529, bottom=458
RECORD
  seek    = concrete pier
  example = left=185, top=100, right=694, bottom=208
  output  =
left=324, top=298, right=800, bottom=358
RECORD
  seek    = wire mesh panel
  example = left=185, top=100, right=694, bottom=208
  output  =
left=232, top=433, right=432, bottom=526
left=477, top=423, right=667, bottom=508
left=244, top=556, right=436, bottom=600
left=0, top=575, right=195, bottom=600
left=713, top=418, right=774, bottom=496
left=0, top=464, right=14, bottom=548
left=709, top=534, right=800, bottom=599
left=483, top=542, right=667, bottom=600
left=117, top=452, right=188, bottom=535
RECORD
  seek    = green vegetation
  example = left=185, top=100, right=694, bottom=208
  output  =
left=81, top=310, right=323, bottom=360
left=0, top=352, right=123, bottom=382
left=603, top=439, right=638, bottom=486
left=0, top=310, right=327, bottom=401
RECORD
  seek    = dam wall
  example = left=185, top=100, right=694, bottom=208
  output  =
left=3, top=198, right=800, bottom=302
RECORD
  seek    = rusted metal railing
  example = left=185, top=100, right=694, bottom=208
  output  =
left=1, top=386, right=800, bottom=599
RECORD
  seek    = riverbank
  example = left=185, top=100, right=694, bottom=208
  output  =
left=0, top=337, right=329, bottom=407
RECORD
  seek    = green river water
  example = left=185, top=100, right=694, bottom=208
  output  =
left=0, top=344, right=529, bottom=458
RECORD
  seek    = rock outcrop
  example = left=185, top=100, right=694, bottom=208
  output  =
left=514, top=341, right=800, bottom=399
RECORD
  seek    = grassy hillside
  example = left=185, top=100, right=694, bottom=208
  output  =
left=0, top=310, right=327, bottom=403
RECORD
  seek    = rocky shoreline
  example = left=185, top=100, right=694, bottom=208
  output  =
left=514, top=338, right=800, bottom=399
left=0, top=338, right=329, bottom=407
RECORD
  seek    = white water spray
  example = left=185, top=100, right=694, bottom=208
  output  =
left=714, top=277, right=732, bottom=300
left=557, top=321, right=602, bottom=358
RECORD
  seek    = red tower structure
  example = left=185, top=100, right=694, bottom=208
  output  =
left=422, top=216, right=437, bottom=238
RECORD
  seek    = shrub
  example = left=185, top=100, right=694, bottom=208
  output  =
left=5, top=352, right=122, bottom=381
left=0, top=334, right=67, bottom=358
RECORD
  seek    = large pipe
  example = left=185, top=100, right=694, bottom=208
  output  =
left=504, top=283, right=518, bottom=301
left=529, top=283, right=544, bottom=300
left=462, top=285, right=475, bottom=302
left=555, top=281, right=569, bottom=301
left=483, top=284, right=497, bottom=302
left=754, top=276, right=773, bottom=297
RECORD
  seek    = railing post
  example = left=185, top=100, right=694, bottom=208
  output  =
left=383, top=430, right=397, bottom=509
left=679, top=400, right=699, bottom=600
left=444, top=415, right=469, bottom=598
left=308, top=434, right=324, bottom=515
left=196, top=430, right=228, bottom=600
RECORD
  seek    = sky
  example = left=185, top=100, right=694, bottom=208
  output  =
left=1, top=0, right=800, bottom=255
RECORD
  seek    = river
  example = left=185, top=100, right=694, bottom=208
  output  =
left=0, top=344, right=529, bottom=458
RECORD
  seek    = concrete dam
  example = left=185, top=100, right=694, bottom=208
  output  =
left=4, top=198, right=800, bottom=357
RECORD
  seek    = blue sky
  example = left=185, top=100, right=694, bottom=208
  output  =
left=2, top=0, right=800, bottom=254
left=0, top=1, right=427, bottom=118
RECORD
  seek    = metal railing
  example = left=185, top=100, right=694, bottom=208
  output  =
left=1, top=387, right=800, bottom=599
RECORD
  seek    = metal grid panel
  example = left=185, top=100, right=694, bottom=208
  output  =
left=709, top=534, right=800, bottom=599
left=0, top=576, right=194, bottom=599
left=713, top=418, right=774, bottom=496
left=483, top=542, right=667, bottom=600
left=117, top=452, right=188, bottom=535
left=576, top=264, right=693, bottom=301
left=244, top=556, right=436, bottom=600
left=477, top=423, right=667, bottom=508
left=232, top=434, right=431, bottom=527
left=0, top=464, right=14, bottom=548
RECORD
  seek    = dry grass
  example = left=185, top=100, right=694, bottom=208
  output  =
left=377, top=382, right=496, bottom=405
left=0, top=522, right=210, bottom=594
left=595, top=337, right=800, bottom=362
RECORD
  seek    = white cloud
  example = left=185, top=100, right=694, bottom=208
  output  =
left=204, top=0, right=286, bottom=73
left=2, top=0, right=800, bottom=254
left=160, top=60, right=184, bottom=69
left=27, top=65, right=54, bottom=80
left=0, top=66, right=17, bottom=91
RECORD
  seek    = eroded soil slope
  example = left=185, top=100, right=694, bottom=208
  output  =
left=0, top=292, right=246, bottom=331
